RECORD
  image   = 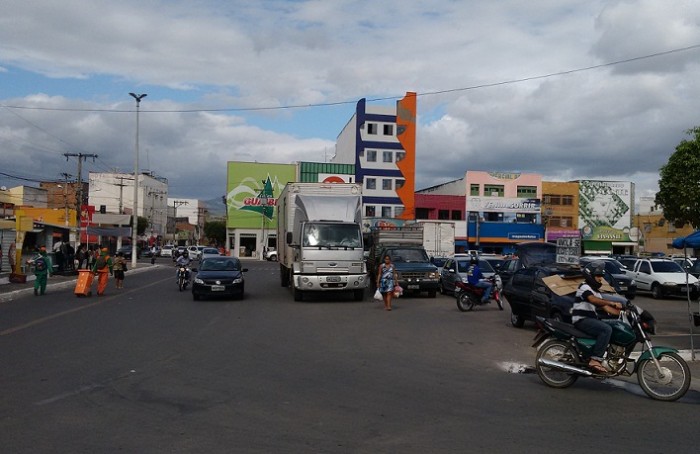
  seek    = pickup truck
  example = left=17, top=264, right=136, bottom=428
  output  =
left=624, top=258, right=700, bottom=299
left=374, top=246, right=439, bottom=297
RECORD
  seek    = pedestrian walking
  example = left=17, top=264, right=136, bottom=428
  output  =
left=27, top=246, right=53, bottom=296
left=112, top=252, right=127, bottom=289
left=92, top=248, right=113, bottom=296
left=376, top=255, right=398, bottom=311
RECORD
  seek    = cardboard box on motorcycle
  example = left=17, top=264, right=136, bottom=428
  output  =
left=542, top=274, right=615, bottom=296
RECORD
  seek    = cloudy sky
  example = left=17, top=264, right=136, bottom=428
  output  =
left=1, top=0, right=699, bottom=207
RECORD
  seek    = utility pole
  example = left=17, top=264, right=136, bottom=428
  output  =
left=65, top=153, right=98, bottom=245
left=59, top=172, right=73, bottom=226
left=172, top=200, right=188, bottom=245
left=115, top=177, right=129, bottom=214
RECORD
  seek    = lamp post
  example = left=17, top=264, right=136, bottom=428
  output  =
left=129, top=92, right=147, bottom=269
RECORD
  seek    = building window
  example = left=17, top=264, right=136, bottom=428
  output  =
left=395, top=179, right=405, bottom=189
left=470, top=184, right=480, bottom=196
left=561, top=195, right=573, bottom=206
left=366, top=178, right=376, bottom=190
left=396, top=151, right=405, bottom=162
left=383, top=151, right=393, bottom=163
left=394, top=206, right=404, bottom=217
left=382, top=206, right=392, bottom=217
left=484, top=184, right=504, bottom=197
left=365, top=205, right=376, bottom=217
left=368, top=123, right=377, bottom=135
left=416, top=208, right=430, bottom=219
left=543, top=194, right=559, bottom=205
left=451, top=210, right=462, bottom=220
left=517, top=186, right=537, bottom=198
left=383, top=124, right=394, bottom=136
left=367, top=150, right=377, bottom=162
left=438, top=209, right=449, bottom=220
left=382, top=179, right=392, bottom=190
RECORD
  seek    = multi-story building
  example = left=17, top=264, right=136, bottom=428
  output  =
left=166, top=198, right=209, bottom=245
left=465, top=171, right=543, bottom=254
left=542, top=181, right=580, bottom=243
left=333, top=92, right=416, bottom=223
left=88, top=171, right=168, bottom=241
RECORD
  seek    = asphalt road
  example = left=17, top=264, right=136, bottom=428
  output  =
left=1, top=260, right=700, bottom=453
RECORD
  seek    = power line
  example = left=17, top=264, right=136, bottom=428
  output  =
left=1, top=44, right=698, bottom=114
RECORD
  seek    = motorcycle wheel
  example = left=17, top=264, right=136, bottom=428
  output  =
left=535, top=339, right=579, bottom=388
left=637, top=352, right=691, bottom=401
left=494, top=293, right=504, bottom=311
left=178, top=278, right=184, bottom=292
left=456, top=292, right=475, bottom=312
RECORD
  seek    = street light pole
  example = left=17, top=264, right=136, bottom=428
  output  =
left=129, top=93, right=147, bottom=269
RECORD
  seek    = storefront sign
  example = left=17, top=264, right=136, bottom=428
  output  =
left=468, top=197, right=541, bottom=213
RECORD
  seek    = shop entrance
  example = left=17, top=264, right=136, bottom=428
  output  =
left=239, top=234, right=257, bottom=257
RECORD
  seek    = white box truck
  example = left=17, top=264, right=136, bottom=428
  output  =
left=417, top=220, right=455, bottom=258
left=277, top=182, right=368, bottom=301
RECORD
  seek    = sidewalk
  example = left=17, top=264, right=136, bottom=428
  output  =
left=0, top=264, right=159, bottom=303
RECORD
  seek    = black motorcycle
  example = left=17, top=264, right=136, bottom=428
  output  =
left=455, top=275, right=503, bottom=312
left=532, top=301, right=690, bottom=401
left=177, top=266, right=191, bottom=291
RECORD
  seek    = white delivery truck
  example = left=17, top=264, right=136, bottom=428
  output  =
left=417, top=220, right=455, bottom=258
left=277, top=182, right=367, bottom=301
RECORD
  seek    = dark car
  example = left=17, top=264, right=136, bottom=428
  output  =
left=117, top=245, right=141, bottom=260
left=580, top=257, right=637, bottom=299
left=502, top=265, right=580, bottom=328
left=192, top=256, right=248, bottom=300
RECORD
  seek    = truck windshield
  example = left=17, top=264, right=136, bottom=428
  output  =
left=303, top=223, right=362, bottom=248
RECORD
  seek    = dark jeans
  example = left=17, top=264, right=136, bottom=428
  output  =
left=574, top=317, right=612, bottom=361
left=475, top=280, right=492, bottom=302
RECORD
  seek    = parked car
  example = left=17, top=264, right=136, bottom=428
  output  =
left=200, top=247, right=223, bottom=261
left=624, top=257, right=700, bottom=299
left=480, top=254, right=506, bottom=273
left=579, top=257, right=637, bottom=299
left=116, top=245, right=141, bottom=260
left=160, top=245, right=174, bottom=258
left=192, top=256, right=248, bottom=300
left=430, top=256, right=448, bottom=275
left=671, top=256, right=700, bottom=278
left=439, top=256, right=495, bottom=295
left=265, top=248, right=278, bottom=261
left=502, top=265, right=581, bottom=328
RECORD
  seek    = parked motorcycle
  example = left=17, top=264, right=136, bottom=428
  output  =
left=177, top=266, right=191, bottom=291
left=532, top=301, right=690, bottom=401
left=455, top=275, right=503, bottom=311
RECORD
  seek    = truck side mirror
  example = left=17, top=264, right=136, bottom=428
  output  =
left=286, top=232, right=293, bottom=245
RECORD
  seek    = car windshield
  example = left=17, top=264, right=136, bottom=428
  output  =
left=201, top=259, right=239, bottom=271
left=651, top=261, right=684, bottom=273
left=455, top=259, right=494, bottom=273
left=202, top=248, right=219, bottom=254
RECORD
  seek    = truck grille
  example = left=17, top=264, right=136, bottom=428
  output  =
left=400, top=272, right=431, bottom=280
left=316, top=267, right=349, bottom=274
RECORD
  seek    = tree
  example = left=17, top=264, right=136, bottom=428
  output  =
left=137, top=216, right=149, bottom=236
left=204, top=220, right=226, bottom=246
left=655, top=127, right=700, bottom=229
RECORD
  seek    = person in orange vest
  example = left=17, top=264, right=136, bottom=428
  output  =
left=92, top=248, right=113, bottom=296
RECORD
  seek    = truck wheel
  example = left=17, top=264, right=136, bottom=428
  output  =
left=353, top=289, right=364, bottom=301
left=293, top=287, right=303, bottom=301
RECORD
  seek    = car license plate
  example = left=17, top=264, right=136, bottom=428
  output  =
left=211, top=285, right=225, bottom=292
left=328, top=276, right=341, bottom=282
left=408, top=284, right=419, bottom=290
left=619, top=286, right=627, bottom=291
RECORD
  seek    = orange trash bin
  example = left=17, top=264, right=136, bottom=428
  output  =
left=74, top=269, right=94, bottom=297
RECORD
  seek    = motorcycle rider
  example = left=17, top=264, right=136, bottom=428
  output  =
left=573, top=266, right=623, bottom=373
left=175, top=250, right=192, bottom=283
left=466, top=257, right=492, bottom=303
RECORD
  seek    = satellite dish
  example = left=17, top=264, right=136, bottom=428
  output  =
left=0, top=186, right=7, bottom=191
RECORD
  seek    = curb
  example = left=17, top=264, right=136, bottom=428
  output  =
left=0, top=265, right=160, bottom=304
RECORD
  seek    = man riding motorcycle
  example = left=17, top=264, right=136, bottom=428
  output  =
left=572, top=265, right=623, bottom=373
left=466, top=257, right=492, bottom=304
left=175, top=250, right=192, bottom=283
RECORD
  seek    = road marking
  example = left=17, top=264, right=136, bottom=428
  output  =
left=0, top=275, right=172, bottom=336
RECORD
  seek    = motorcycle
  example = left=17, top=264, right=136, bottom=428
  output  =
left=455, top=274, right=503, bottom=312
left=532, top=301, right=691, bottom=401
left=177, top=266, right=191, bottom=291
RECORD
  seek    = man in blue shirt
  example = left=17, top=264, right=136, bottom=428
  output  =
left=466, top=257, right=492, bottom=303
